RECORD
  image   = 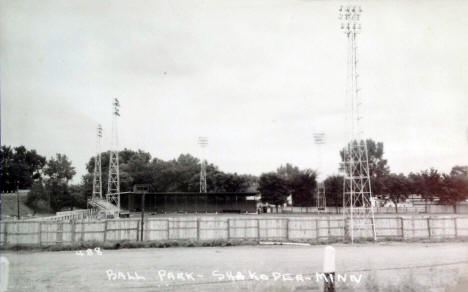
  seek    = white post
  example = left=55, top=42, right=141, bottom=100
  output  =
left=323, top=246, right=336, bottom=292
left=0, top=257, right=9, bottom=292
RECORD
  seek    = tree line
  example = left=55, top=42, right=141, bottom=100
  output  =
left=81, top=149, right=258, bottom=195
left=1, top=146, right=78, bottom=212
left=1, top=141, right=467, bottom=214
left=1, top=146, right=258, bottom=212
left=257, top=140, right=468, bottom=212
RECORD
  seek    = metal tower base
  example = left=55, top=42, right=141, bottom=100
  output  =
left=343, top=207, right=376, bottom=241
left=317, top=182, right=326, bottom=210
left=343, top=140, right=376, bottom=242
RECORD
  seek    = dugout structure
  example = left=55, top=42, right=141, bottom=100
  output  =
left=120, top=192, right=258, bottom=213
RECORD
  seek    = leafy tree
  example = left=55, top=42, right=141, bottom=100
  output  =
left=81, top=173, right=94, bottom=201
left=120, top=150, right=153, bottom=190
left=212, top=172, right=251, bottom=192
left=43, top=154, right=76, bottom=211
left=409, top=168, right=442, bottom=206
left=1, top=145, right=46, bottom=191
left=258, top=173, right=289, bottom=212
left=289, top=169, right=317, bottom=206
left=449, top=166, right=468, bottom=210
left=26, top=181, right=52, bottom=213
left=408, top=172, right=425, bottom=196
left=69, top=184, right=87, bottom=209
left=149, top=153, right=201, bottom=192
left=276, top=163, right=301, bottom=182
left=46, top=181, right=73, bottom=211
left=450, top=166, right=468, bottom=181
left=44, top=154, right=76, bottom=182
left=381, top=173, right=411, bottom=213
left=170, top=154, right=203, bottom=192
left=439, top=174, right=468, bottom=212
left=277, top=163, right=312, bottom=206
left=85, top=149, right=154, bottom=194
left=324, top=175, right=344, bottom=211
left=84, top=150, right=255, bottom=195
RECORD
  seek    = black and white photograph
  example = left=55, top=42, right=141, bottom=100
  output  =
left=1, top=0, right=468, bottom=291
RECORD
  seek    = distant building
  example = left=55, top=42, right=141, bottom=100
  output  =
left=375, top=194, right=440, bottom=208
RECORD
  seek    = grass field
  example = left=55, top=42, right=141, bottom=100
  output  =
left=2, top=242, right=468, bottom=291
left=1, top=193, right=34, bottom=219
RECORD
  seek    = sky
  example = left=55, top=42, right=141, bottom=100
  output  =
left=1, top=0, right=468, bottom=184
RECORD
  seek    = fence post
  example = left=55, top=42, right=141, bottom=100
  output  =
left=227, top=219, right=230, bottom=240
left=454, top=218, right=458, bottom=238
left=70, top=221, right=75, bottom=243
left=316, top=219, right=319, bottom=241
left=3, top=222, right=7, bottom=245
left=57, top=222, right=63, bottom=245
left=285, top=218, right=289, bottom=241
left=400, top=217, right=404, bottom=239
left=103, top=220, right=108, bottom=242
left=80, top=222, right=84, bottom=244
left=197, top=218, right=200, bottom=241
left=167, top=219, right=170, bottom=240
left=343, top=217, right=348, bottom=241
left=427, top=218, right=431, bottom=239
left=371, top=216, right=376, bottom=241
left=323, top=246, right=336, bottom=292
left=257, top=219, right=260, bottom=240
left=144, top=217, right=148, bottom=241
left=327, top=217, right=331, bottom=239
left=38, top=222, right=42, bottom=246
left=136, top=220, right=140, bottom=241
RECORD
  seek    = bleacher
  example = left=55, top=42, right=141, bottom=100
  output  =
left=87, top=198, right=120, bottom=218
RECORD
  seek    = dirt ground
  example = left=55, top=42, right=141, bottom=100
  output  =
left=2, top=242, right=468, bottom=292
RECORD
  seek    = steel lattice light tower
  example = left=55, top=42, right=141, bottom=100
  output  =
left=339, top=5, right=376, bottom=242
left=107, top=98, right=121, bottom=209
left=92, top=124, right=103, bottom=200
left=313, top=133, right=326, bottom=210
left=198, top=137, right=208, bottom=193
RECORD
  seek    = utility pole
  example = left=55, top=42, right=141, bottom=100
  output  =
left=134, top=184, right=150, bottom=241
left=140, top=190, right=146, bottom=241
left=339, top=5, right=376, bottom=243
left=16, top=181, right=20, bottom=220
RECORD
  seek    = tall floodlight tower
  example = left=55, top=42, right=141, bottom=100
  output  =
left=198, top=137, right=208, bottom=193
left=314, top=133, right=326, bottom=210
left=92, top=124, right=103, bottom=200
left=107, top=98, right=121, bottom=209
left=339, top=5, right=376, bottom=242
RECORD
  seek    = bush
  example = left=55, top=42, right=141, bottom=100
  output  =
left=26, top=182, right=52, bottom=213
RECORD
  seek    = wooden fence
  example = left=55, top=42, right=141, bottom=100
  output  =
left=282, top=205, right=468, bottom=214
left=1, top=215, right=468, bottom=246
left=21, top=209, right=98, bottom=222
